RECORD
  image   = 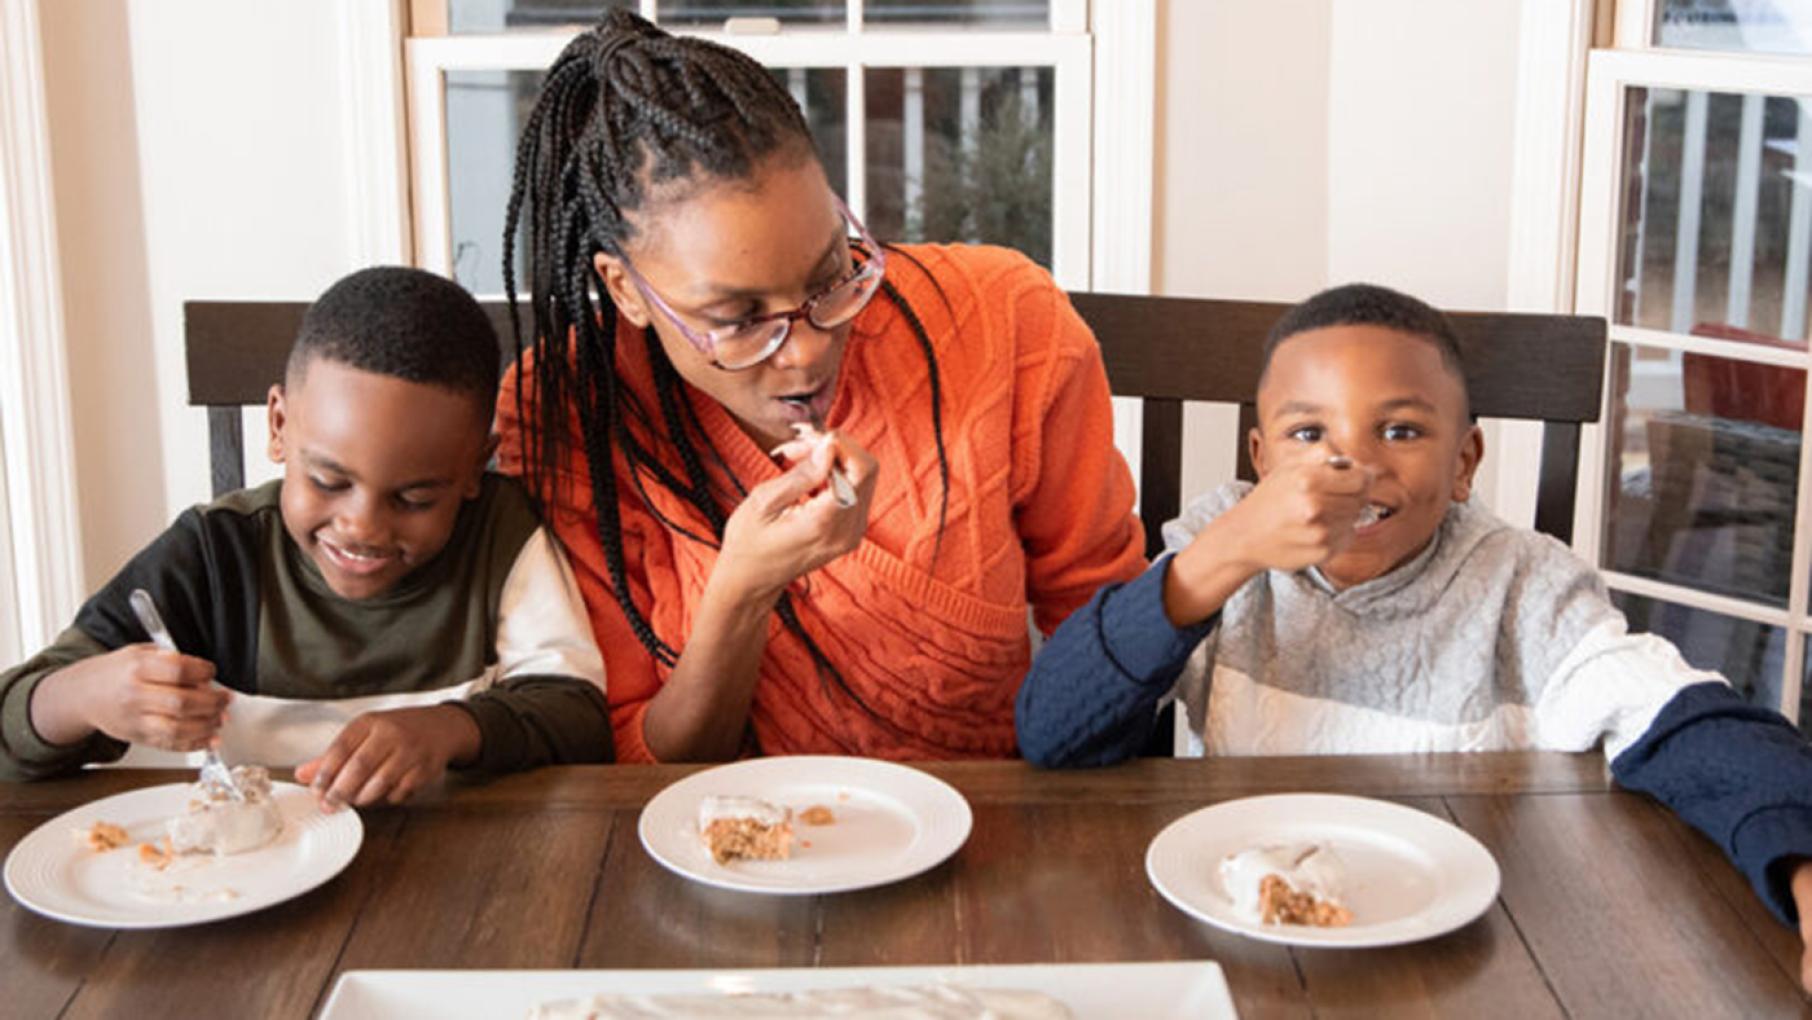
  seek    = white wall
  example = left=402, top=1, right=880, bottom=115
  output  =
left=1325, top=0, right=1522, bottom=309
left=1153, top=0, right=1527, bottom=519
left=42, top=0, right=367, bottom=587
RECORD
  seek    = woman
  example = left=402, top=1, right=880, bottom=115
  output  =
left=497, top=10, right=1143, bottom=762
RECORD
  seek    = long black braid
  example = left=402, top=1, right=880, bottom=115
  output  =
left=502, top=10, right=950, bottom=726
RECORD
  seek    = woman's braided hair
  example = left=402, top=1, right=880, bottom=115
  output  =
left=503, top=10, right=949, bottom=724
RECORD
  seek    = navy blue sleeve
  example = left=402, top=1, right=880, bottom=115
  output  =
left=1611, top=680, right=1812, bottom=926
left=1015, top=555, right=1216, bottom=768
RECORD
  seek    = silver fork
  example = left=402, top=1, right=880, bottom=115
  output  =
left=127, top=588, right=243, bottom=801
left=1326, top=455, right=1382, bottom=527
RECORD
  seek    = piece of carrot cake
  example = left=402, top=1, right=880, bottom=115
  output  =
left=697, top=796, right=793, bottom=864
left=1219, top=843, right=1353, bottom=927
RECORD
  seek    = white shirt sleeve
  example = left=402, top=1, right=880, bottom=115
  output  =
left=1532, top=616, right=1727, bottom=761
left=489, top=527, right=605, bottom=691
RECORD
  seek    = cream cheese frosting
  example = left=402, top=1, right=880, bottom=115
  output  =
left=166, top=764, right=283, bottom=855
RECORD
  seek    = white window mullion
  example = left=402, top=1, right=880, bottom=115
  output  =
left=1786, top=294, right=1812, bottom=722
left=1670, top=90, right=1708, bottom=333
left=902, top=66, right=924, bottom=236
left=1050, top=0, right=1086, bottom=33
left=1782, top=101, right=1812, bottom=341
left=1616, top=0, right=1659, bottom=50
left=406, top=42, right=452, bottom=273
left=1603, top=571, right=1795, bottom=628
left=845, top=59, right=866, bottom=221
left=641, top=0, right=658, bottom=21
left=1727, top=93, right=1764, bottom=329
left=1609, top=324, right=1809, bottom=368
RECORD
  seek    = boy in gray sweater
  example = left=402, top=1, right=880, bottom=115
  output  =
left=1016, top=283, right=1812, bottom=986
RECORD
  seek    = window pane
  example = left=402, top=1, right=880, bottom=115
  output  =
left=1615, top=88, right=1812, bottom=348
left=1602, top=342, right=1800, bottom=606
left=863, top=66, right=1054, bottom=267
left=772, top=68, right=848, bottom=199
left=444, top=67, right=847, bottom=296
left=448, top=0, right=635, bottom=33
left=1656, top=0, right=1812, bottom=55
left=446, top=69, right=544, bottom=296
left=865, top=0, right=1048, bottom=26
left=660, top=1, right=844, bottom=27
left=1612, top=591, right=1786, bottom=711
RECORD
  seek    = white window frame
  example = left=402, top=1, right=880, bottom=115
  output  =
left=1571, top=39, right=1812, bottom=719
left=402, top=0, right=1151, bottom=297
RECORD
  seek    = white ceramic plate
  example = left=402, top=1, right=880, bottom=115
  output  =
left=1146, top=793, right=1499, bottom=948
left=639, top=755, right=972, bottom=895
left=318, top=962, right=1236, bottom=1020
left=4, top=781, right=362, bottom=928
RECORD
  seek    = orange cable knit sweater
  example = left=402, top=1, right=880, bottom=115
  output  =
left=496, top=244, right=1144, bottom=761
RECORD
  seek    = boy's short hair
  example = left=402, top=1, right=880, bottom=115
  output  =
left=287, top=266, right=499, bottom=417
left=1261, top=283, right=1470, bottom=416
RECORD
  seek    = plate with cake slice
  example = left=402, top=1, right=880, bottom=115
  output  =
left=638, top=756, right=972, bottom=895
left=4, top=769, right=362, bottom=928
left=1145, top=793, right=1499, bottom=947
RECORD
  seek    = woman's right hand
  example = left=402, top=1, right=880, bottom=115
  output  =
left=31, top=645, right=230, bottom=750
left=714, top=429, right=879, bottom=604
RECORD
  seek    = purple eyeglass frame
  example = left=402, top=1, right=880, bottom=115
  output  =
left=617, top=196, right=887, bottom=371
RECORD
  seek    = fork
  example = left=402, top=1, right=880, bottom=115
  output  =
left=127, top=588, right=244, bottom=801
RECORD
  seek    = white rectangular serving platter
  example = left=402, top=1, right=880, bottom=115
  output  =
left=318, top=961, right=1236, bottom=1019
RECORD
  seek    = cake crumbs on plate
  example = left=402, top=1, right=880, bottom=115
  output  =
left=138, top=836, right=175, bottom=871
left=78, top=820, right=129, bottom=852
left=798, top=805, right=836, bottom=826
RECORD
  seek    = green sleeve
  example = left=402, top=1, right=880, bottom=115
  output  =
left=0, top=628, right=129, bottom=781
left=448, top=675, right=615, bottom=774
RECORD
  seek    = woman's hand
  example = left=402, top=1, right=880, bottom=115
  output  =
left=715, top=428, right=878, bottom=605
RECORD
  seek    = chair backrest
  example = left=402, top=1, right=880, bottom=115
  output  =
left=1068, top=293, right=1606, bottom=554
left=185, top=294, right=1606, bottom=552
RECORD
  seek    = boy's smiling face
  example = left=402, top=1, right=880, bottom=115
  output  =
left=267, top=358, right=493, bottom=600
left=1253, top=323, right=1484, bottom=589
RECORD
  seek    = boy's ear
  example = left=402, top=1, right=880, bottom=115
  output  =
left=467, top=432, right=501, bottom=499
left=1247, top=424, right=1269, bottom=479
left=1451, top=423, right=1485, bottom=502
left=593, top=252, right=651, bottom=327
left=266, top=384, right=288, bottom=463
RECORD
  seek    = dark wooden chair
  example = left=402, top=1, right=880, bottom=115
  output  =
left=187, top=295, right=1606, bottom=548
left=188, top=295, right=1605, bottom=759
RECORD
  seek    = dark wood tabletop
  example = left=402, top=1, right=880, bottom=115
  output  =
left=4, top=754, right=1807, bottom=1019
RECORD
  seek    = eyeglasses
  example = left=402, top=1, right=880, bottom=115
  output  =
left=618, top=197, right=888, bottom=372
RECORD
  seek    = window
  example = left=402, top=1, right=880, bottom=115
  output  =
left=1575, top=1, right=1812, bottom=724
left=404, top=1, right=1107, bottom=295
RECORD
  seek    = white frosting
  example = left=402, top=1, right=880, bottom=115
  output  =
left=697, top=796, right=789, bottom=829
left=1219, top=843, right=1347, bottom=921
left=528, top=985, right=1072, bottom=1020
left=166, top=765, right=283, bottom=855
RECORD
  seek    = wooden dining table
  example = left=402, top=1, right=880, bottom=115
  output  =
left=3, top=753, right=1808, bottom=1019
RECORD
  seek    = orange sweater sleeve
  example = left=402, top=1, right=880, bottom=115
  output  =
left=1008, top=277, right=1147, bottom=636
left=495, top=360, right=666, bottom=763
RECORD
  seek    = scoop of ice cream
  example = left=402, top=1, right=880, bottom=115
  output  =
left=167, top=764, right=283, bottom=855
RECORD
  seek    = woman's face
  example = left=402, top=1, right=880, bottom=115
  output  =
left=596, top=153, right=856, bottom=452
